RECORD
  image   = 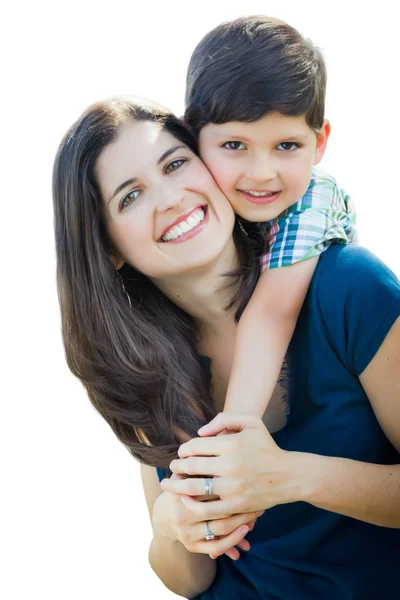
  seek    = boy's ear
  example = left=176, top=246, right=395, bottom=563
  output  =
left=313, top=119, right=331, bottom=165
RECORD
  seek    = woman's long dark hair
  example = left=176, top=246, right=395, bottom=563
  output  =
left=53, top=97, right=266, bottom=467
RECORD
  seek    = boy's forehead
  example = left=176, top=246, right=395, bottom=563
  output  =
left=200, top=112, right=314, bottom=140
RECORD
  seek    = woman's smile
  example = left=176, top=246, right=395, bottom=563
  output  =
left=97, top=120, right=235, bottom=278
left=159, top=205, right=208, bottom=243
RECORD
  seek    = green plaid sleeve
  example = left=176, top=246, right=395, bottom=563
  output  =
left=261, top=169, right=357, bottom=271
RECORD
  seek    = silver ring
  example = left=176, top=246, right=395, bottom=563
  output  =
left=204, top=477, right=213, bottom=496
left=205, top=522, right=215, bottom=541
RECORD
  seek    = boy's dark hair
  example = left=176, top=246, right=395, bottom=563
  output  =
left=185, top=15, right=327, bottom=137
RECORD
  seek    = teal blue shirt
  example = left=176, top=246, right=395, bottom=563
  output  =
left=158, top=245, right=400, bottom=599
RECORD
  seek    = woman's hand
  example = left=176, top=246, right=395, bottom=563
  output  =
left=154, top=473, right=263, bottom=560
left=161, top=414, right=303, bottom=518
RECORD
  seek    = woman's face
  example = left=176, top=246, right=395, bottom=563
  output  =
left=97, top=120, right=235, bottom=279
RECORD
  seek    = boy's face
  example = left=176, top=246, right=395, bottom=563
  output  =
left=198, top=112, right=330, bottom=222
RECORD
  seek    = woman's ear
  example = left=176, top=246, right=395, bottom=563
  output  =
left=313, top=119, right=331, bottom=166
left=109, top=252, right=124, bottom=270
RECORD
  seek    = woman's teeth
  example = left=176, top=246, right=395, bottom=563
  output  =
left=161, top=208, right=205, bottom=241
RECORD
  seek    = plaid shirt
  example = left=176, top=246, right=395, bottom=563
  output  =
left=261, top=168, right=357, bottom=271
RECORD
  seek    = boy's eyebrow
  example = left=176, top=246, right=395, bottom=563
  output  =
left=278, top=133, right=310, bottom=141
left=108, top=145, right=185, bottom=204
left=209, top=128, right=310, bottom=142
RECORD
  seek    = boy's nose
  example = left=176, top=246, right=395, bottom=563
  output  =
left=247, top=157, right=277, bottom=182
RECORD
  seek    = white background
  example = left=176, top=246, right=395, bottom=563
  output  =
left=1, top=1, right=399, bottom=598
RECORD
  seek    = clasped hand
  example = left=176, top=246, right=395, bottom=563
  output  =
left=161, top=413, right=300, bottom=557
left=154, top=473, right=263, bottom=560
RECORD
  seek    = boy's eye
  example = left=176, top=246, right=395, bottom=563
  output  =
left=276, top=142, right=300, bottom=151
left=120, top=189, right=140, bottom=210
left=165, top=158, right=186, bottom=174
left=222, top=141, right=246, bottom=151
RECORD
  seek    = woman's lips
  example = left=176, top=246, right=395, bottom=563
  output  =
left=239, top=190, right=282, bottom=205
left=159, top=206, right=209, bottom=244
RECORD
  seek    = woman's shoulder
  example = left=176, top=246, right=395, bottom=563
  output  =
left=309, top=244, right=400, bottom=375
left=314, top=244, right=399, bottom=297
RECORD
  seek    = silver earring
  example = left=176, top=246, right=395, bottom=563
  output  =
left=238, top=219, right=249, bottom=236
left=117, top=272, right=132, bottom=310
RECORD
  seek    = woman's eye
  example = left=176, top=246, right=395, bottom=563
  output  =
left=165, top=159, right=186, bottom=174
left=120, top=189, right=140, bottom=210
left=222, top=141, right=246, bottom=151
left=276, top=142, right=300, bottom=151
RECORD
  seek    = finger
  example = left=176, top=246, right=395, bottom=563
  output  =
left=236, top=538, right=251, bottom=551
left=181, top=494, right=240, bottom=519
left=210, top=535, right=251, bottom=560
left=169, top=473, right=184, bottom=482
left=197, top=511, right=262, bottom=539
left=248, top=519, right=258, bottom=531
left=224, top=547, right=241, bottom=560
left=225, top=548, right=240, bottom=560
left=170, top=456, right=221, bottom=476
left=193, top=494, right=220, bottom=502
left=161, top=476, right=220, bottom=497
left=210, top=546, right=240, bottom=560
left=177, top=435, right=234, bottom=459
left=210, top=533, right=252, bottom=560
left=197, top=525, right=249, bottom=557
left=197, top=413, right=261, bottom=437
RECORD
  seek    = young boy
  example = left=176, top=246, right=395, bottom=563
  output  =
left=185, top=16, right=357, bottom=420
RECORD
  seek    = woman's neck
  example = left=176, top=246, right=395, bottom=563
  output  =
left=150, top=238, right=239, bottom=330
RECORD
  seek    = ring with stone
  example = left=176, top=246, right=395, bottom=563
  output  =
left=204, top=521, right=215, bottom=541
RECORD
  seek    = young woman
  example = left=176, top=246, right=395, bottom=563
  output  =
left=53, top=97, right=400, bottom=599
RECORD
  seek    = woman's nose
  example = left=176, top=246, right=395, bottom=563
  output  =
left=155, top=186, right=185, bottom=212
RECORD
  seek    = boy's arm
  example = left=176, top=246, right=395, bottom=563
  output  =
left=225, top=257, right=319, bottom=417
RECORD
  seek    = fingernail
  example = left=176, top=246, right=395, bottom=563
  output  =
left=239, top=526, right=249, bottom=535
left=256, top=510, right=265, bottom=517
left=160, top=479, right=167, bottom=488
left=198, top=425, right=208, bottom=433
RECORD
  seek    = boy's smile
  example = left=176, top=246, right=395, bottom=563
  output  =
left=199, top=111, right=330, bottom=222
left=238, top=189, right=282, bottom=205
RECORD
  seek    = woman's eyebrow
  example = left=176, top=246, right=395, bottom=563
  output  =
left=108, top=145, right=186, bottom=205
left=108, top=177, right=138, bottom=205
left=157, top=145, right=185, bottom=165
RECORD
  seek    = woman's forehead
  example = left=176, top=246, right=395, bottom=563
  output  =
left=96, top=121, right=177, bottom=198
left=106, top=119, right=168, bottom=164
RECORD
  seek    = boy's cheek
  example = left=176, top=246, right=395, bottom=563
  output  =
left=201, top=152, right=230, bottom=187
left=208, top=165, right=235, bottom=197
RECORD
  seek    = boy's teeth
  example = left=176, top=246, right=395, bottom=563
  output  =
left=245, top=190, right=275, bottom=197
left=162, top=208, right=205, bottom=241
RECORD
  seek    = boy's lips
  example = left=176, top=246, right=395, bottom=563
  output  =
left=239, top=190, right=282, bottom=205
